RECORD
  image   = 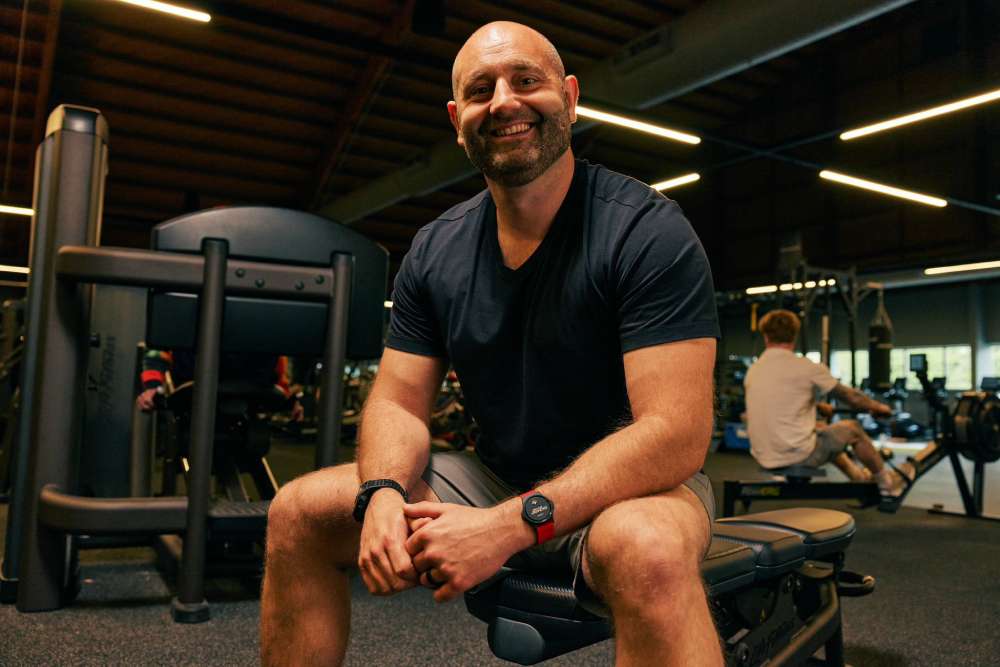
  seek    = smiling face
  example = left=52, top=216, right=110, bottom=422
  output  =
left=448, top=23, right=578, bottom=187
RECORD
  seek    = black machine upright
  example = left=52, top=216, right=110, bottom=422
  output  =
left=0, top=105, right=388, bottom=620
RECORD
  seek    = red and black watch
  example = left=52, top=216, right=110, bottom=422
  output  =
left=520, top=491, right=555, bottom=545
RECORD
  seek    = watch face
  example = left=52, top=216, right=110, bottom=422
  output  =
left=523, top=494, right=553, bottom=525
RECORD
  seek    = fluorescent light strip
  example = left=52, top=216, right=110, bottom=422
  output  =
left=383, top=300, right=393, bottom=309
left=575, top=105, right=701, bottom=145
left=745, top=280, right=836, bottom=295
left=651, top=173, right=700, bottom=191
left=0, top=264, right=30, bottom=275
left=924, top=260, right=1000, bottom=276
left=0, top=204, right=34, bottom=216
left=841, top=87, right=1000, bottom=141
left=819, top=170, right=947, bottom=208
left=114, top=0, right=211, bottom=22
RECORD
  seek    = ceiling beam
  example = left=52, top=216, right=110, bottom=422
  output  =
left=30, top=0, right=61, bottom=150
left=308, top=1, right=417, bottom=207
left=204, top=1, right=447, bottom=70
left=317, top=0, right=918, bottom=225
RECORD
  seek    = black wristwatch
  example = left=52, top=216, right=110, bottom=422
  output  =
left=353, top=479, right=408, bottom=523
left=520, top=491, right=555, bottom=545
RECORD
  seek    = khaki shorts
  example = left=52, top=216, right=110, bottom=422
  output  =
left=801, top=421, right=855, bottom=467
left=421, top=450, right=715, bottom=615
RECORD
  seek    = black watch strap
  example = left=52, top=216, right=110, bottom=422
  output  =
left=353, top=479, right=408, bottom=523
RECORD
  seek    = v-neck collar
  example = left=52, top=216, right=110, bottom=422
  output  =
left=487, top=161, right=586, bottom=280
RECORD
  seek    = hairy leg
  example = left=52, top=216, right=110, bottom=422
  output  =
left=260, top=463, right=437, bottom=666
left=837, top=420, right=885, bottom=473
left=582, top=486, right=721, bottom=667
left=832, top=451, right=870, bottom=481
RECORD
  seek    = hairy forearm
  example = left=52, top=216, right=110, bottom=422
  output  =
left=528, top=413, right=710, bottom=537
left=832, top=384, right=883, bottom=412
left=356, top=396, right=432, bottom=493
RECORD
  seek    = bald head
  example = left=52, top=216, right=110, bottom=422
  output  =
left=451, top=21, right=565, bottom=101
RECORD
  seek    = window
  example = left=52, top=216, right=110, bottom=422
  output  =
left=829, top=349, right=869, bottom=386
left=944, top=346, right=973, bottom=390
left=889, top=345, right=972, bottom=390
left=820, top=345, right=973, bottom=391
left=991, top=345, right=1000, bottom=376
left=804, top=351, right=822, bottom=364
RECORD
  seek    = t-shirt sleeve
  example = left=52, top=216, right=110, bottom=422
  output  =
left=614, top=197, right=720, bottom=353
left=384, top=231, right=447, bottom=358
left=810, top=361, right=839, bottom=394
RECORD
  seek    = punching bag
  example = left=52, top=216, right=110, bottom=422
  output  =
left=868, top=290, right=892, bottom=392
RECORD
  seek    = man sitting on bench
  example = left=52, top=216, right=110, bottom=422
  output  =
left=745, top=309, right=913, bottom=497
left=261, top=21, right=721, bottom=667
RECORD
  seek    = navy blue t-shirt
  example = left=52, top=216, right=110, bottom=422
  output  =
left=386, top=160, right=719, bottom=489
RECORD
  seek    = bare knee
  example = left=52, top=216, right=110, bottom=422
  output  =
left=586, top=499, right=705, bottom=609
left=266, top=464, right=359, bottom=566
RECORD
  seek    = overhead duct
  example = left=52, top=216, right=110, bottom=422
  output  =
left=319, top=0, right=916, bottom=225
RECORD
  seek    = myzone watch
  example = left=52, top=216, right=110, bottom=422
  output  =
left=353, top=479, right=408, bottom=523
left=520, top=491, right=555, bottom=545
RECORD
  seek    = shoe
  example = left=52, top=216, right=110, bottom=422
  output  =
left=877, top=461, right=916, bottom=514
left=879, top=461, right=915, bottom=496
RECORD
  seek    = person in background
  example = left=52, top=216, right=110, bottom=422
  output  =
left=136, top=349, right=302, bottom=421
left=744, top=309, right=913, bottom=496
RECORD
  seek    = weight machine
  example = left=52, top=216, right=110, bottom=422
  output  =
left=892, top=353, right=1000, bottom=520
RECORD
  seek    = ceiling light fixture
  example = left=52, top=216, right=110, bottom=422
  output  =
left=0, top=204, right=34, bottom=216
left=113, top=0, right=211, bottom=23
left=745, top=285, right=778, bottom=295
left=383, top=300, right=393, bottom=309
left=841, top=87, right=1000, bottom=141
left=0, top=264, right=30, bottom=275
left=819, top=170, right=947, bottom=208
left=651, top=173, right=701, bottom=191
left=575, top=105, right=701, bottom=145
left=924, top=260, right=1000, bottom=276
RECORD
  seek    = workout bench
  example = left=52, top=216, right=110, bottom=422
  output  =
left=722, top=465, right=881, bottom=517
left=466, top=507, right=867, bottom=666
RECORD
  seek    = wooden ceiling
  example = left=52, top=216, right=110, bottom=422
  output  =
left=2, top=0, right=998, bottom=292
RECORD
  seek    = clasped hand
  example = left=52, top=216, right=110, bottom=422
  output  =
left=355, top=491, right=519, bottom=603
left=403, top=502, right=518, bottom=602
left=403, top=502, right=517, bottom=602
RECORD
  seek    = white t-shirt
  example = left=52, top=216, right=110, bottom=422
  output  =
left=744, top=347, right=839, bottom=468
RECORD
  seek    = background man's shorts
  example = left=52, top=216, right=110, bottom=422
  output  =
left=800, top=421, right=856, bottom=467
left=421, top=450, right=715, bottom=615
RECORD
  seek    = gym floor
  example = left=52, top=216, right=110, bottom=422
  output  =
left=2, top=443, right=999, bottom=666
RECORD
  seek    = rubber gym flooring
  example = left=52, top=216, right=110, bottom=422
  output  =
left=2, top=441, right=999, bottom=666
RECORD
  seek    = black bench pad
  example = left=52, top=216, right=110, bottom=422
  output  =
left=706, top=524, right=807, bottom=579
left=716, top=508, right=855, bottom=558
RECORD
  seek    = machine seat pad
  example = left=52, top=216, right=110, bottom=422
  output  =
left=763, top=464, right=826, bottom=479
left=701, top=536, right=758, bottom=595
left=717, top=508, right=855, bottom=558
left=708, top=524, right=807, bottom=575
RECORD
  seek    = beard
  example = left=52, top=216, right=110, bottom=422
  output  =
left=460, top=101, right=573, bottom=187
